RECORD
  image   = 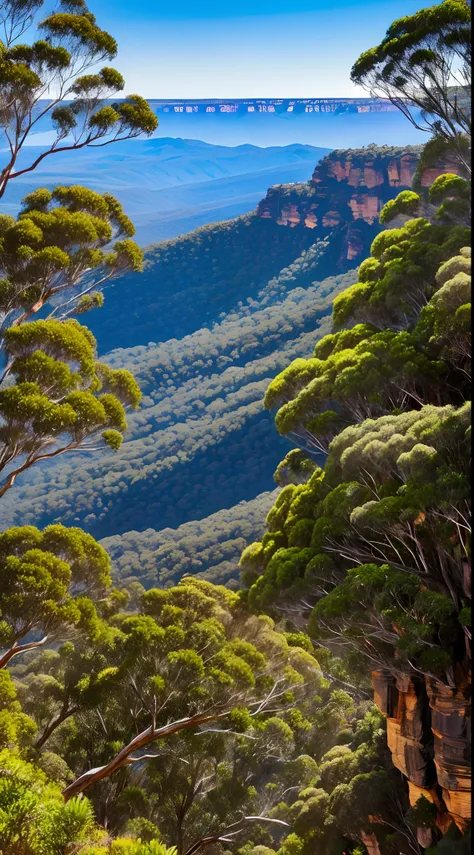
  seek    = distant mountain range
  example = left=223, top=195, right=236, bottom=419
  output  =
left=1, top=138, right=329, bottom=245
left=12, top=96, right=427, bottom=149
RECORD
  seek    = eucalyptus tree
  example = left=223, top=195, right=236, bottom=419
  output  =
left=0, top=0, right=158, bottom=199
left=350, top=0, right=471, bottom=172
left=0, top=317, right=141, bottom=496
left=56, top=578, right=323, bottom=804
left=0, top=185, right=144, bottom=333
left=0, top=523, right=112, bottom=669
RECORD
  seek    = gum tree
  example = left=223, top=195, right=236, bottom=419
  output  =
left=0, top=0, right=158, bottom=198
left=0, top=185, right=144, bottom=334
left=351, top=0, right=471, bottom=172
left=0, top=524, right=111, bottom=669
left=0, top=318, right=141, bottom=496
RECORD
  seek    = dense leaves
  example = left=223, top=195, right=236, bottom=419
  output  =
left=246, top=222, right=471, bottom=681
left=0, top=317, right=141, bottom=496
left=0, top=524, right=112, bottom=669
left=0, top=185, right=143, bottom=329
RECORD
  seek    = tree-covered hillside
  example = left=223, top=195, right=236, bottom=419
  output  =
left=0, top=255, right=355, bottom=541
left=0, top=142, right=423, bottom=578
left=101, top=490, right=279, bottom=590
left=85, top=213, right=329, bottom=355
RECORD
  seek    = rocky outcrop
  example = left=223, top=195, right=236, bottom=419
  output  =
left=257, top=145, right=422, bottom=270
left=426, top=676, right=472, bottom=831
left=257, top=143, right=468, bottom=273
left=373, top=668, right=471, bottom=842
left=373, top=671, right=435, bottom=788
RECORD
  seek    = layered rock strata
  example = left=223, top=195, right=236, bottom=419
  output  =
left=373, top=669, right=471, bottom=846
left=257, top=144, right=468, bottom=271
left=257, top=145, right=422, bottom=268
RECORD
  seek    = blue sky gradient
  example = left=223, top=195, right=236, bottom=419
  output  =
left=89, top=0, right=432, bottom=98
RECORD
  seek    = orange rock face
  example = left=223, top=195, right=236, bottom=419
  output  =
left=330, top=159, right=353, bottom=182
left=348, top=194, right=381, bottom=224
left=276, top=205, right=301, bottom=227
left=419, top=152, right=469, bottom=187
left=321, top=210, right=342, bottom=227
left=347, top=235, right=364, bottom=261
left=382, top=674, right=432, bottom=787
left=426, top=677, right=471, bottom=828
left=387, top=153, right=419, bottom=187
left=363, top=165, right=385, bottom=188
left=256, top=146, right=423, bottom=271
left=373, top=669, right=472, bottom=835
left=304, top=211, right=318, bottom=228
left=256, top=142, right=467, bottom=277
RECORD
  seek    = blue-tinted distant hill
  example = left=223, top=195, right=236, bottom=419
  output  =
left=8, top=96, right=427, bottom=149
left=145, top=104, right=426, bottom=148
left=0, top=137, right=330, bottom=245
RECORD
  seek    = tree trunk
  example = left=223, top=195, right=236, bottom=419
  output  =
left=35, top=704, right=79, bottom=750
left=0, top=636, right=48, bottom=670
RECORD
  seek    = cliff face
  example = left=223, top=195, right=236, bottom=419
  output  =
left=257, top=145, right=422, bottom=269
left=373, top=669, right=471, bottom=847
left=257, top=144, right=467, bottom=271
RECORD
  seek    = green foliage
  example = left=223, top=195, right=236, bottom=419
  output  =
left=0, top=748, right=98, bottom=854
left=406, top=795, right=438, bottom=828
left=0, top=524, right=111, bottom=669
left=379, top=190, right=421, bottom=224
left=262, top=209, right=470, bottom=473
left=78, top=843, right=177, bottom=855
left=248, top=398, right=470, bottom=680
left=0, top=1, right=157, bottom=200
left=333, top=215, right=469, bottom=328
left=0, top=185, right=143, bottom=327
left=274, top=450, right=317, bottom=487
left=0, top=317, right=141, bottom=497
left=350, top=0, right=471, bottom=163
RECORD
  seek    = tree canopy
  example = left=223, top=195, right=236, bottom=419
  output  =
left=0, top=0, right=158, bottom=199
left=0, top=185, right=143, bottom=329
left=0, top=523, right=112, bottom=669
left=350, top=0, right=471, bottom=172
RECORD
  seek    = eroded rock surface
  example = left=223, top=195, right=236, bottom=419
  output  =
left=257, top=145, right=422, bottom=269
left=257, top=144, right=468, bottom=274
left=373, top=669, right=471, bottom=836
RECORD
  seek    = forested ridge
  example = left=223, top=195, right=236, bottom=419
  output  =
left=0, top=0, right=471, bottom=853
left=0, top=262, right=355, bottom=540
left=0, top=139, right=423, bottom=549
left=101, top=491, right=280, bottom=590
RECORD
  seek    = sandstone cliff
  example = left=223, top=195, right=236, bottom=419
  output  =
left=373, top=668, right=471, bottom=848
left=257, top=145, right=422, bottom=269
left=257, top=143, right=468, bottom=273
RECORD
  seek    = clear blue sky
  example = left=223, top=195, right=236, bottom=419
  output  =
left=88, top=0, right=433, bottom=98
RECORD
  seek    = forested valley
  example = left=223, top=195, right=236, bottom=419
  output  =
left=0, top=1, right=471, bottom=854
